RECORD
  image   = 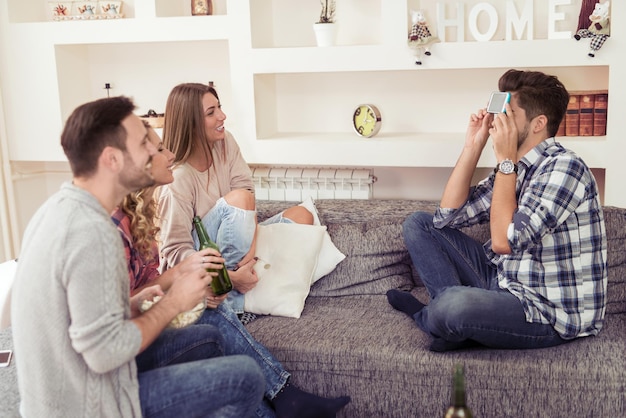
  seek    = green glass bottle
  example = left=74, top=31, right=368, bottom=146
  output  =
left=444, top=364, right=473, bottom=418
left=193, top=216, right=233, bottom=295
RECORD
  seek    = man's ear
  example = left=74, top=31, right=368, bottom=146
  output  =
left=99, top=146, right=123, bottom=173
left=532, top=115, right=548, bottom=133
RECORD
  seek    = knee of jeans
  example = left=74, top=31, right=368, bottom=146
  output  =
left=428, top=287, right=471, bottom=329
left=403, top=211, right=433, bottom=241
left=223, top=189, right=255, bottom=210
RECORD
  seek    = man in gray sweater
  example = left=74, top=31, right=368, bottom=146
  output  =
left=11, top=96, right=264, bottom=417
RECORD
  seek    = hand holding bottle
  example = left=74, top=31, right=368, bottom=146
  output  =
left=193, top=216, right=233, bottom=295
left=176, top=247, right=225, bottom=278
left=205, top=288, right=229, bottom=309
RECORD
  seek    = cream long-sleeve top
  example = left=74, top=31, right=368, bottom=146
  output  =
left=12, top=182, right=143, bottom=417
left=157, top=131, right=254, bottom=271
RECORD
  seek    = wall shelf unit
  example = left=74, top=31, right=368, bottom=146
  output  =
left=1, top=0, right=624, bottom=259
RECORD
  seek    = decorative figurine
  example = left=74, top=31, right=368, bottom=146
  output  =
left=574, top=1, right=610, bottom=57
left=408, top=9, right=440, bottom=65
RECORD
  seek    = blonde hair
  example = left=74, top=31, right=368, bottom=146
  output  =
left=120, top=189, right=159, bottom=262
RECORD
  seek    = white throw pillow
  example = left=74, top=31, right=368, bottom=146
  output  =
left=299, top=196, right=346, bottom=282
left=244, top=223, right=326, bottom=318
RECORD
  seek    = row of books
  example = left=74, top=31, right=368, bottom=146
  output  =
left=557, top=91, right=608, bottom=137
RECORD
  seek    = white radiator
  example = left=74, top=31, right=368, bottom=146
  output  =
left=251, top=166, right=376, bottom=201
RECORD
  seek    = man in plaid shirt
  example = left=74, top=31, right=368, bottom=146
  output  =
left=387, top=69, right=607, bottom=352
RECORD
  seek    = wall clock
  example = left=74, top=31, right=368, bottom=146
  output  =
left=352, top=104, right=381, bottom=137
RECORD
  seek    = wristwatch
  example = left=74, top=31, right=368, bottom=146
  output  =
left=494, top=159, right=518, bottom=175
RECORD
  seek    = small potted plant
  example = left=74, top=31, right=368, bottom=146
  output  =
left=318, top=0, right=335, bottom=23
left=313, top=0, right=337, bottom=46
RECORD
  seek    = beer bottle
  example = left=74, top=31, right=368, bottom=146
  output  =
left=444, top=364, right=473, bottom=418
left=193, top=216, right=233, bottom=295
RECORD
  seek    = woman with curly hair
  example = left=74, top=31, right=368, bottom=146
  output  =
left=112, top=133, right=215, bottom=293
left=112, top=126, right=350, bottom=418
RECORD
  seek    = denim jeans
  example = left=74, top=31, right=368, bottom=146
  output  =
left=402, top=211, right=567, bottom=349
left=136, top=324, right=224, bottom=372
left=192, top=197, right=292, bottom=314
left=136, top=324, right=265, bottom=417
left=197, top=304, right=290, bottom=418
left=138, top=355, right=265, bottom=418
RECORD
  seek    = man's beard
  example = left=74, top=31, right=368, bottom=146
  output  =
left=517, top=123, right=530, bottom=150
left=119, top=151, right=155, bottom=192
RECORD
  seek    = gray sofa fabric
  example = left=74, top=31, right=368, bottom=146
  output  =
left=0, top=199, right=624, bottom=417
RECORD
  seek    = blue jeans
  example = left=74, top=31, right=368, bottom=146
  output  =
left=136, top=324, right=224, bottom=372
left=402, top=211, right=567, bottom=349
left=136, top=324, right=265, bottom=417
left=138, top=356, right=264, bottom=418
left=197, top=304, right=290, bottom=418
left=193, top=197, right=292, bottom=314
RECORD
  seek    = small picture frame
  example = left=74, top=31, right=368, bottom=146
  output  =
left=49, top=2, right=73, bottom=17
left=73, top=1, right=98, bottom=18
left=191, top=0, right=213, bottom=16
left=99, top=1, right=123, bottom=16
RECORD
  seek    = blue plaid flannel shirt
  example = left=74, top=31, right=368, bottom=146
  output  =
left=434, top=138, right=607, bottom=339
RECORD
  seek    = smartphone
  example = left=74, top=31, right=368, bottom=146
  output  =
left=0, top=350, right=12, bottom=367
left=487, top=92, right=511, bottom=114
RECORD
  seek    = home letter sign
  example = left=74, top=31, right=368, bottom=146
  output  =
left=436, top=0, right=573, bottom=42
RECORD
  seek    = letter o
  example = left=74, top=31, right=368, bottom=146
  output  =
left=469, top=3, right=498, bottom=42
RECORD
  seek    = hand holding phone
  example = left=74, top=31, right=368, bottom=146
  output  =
left=487, top=92, right=511, bottom=114
left=0, top=350, right=12, bottom=367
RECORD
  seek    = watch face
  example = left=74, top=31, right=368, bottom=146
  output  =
left=499, top=159, right=515, bottom=174
left=353, top=104, right=381, bottom=137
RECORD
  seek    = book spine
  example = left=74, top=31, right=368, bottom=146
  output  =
left=579, top=94, right=595, bottom=136
left=593, top=93, right=608, bottom=136
left=556, top=117, right=566, bottom=137
left=565, top=94, right=580, bottom=136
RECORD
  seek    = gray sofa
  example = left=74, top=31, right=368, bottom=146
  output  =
left=1, top=199, right=624, bottom=417
left=250, top=199, right=626, bottom=418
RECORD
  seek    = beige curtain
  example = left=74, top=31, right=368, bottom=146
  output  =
left=0, top=85, right=16, bottom=262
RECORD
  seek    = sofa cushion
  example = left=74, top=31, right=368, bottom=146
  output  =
left=309, top=220, right=414, bottom=296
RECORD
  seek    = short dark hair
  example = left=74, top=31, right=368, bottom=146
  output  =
left=498, top=69, right=570, bottom=137
left=61, top=96, right=136, bottom=177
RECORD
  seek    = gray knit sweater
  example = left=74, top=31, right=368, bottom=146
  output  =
left=12, top=182, right=143, bottom=417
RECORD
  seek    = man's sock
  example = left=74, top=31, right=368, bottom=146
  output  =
left=429, top=337, right=478, bottom=352
left=386, top=289, right=425, bottom=318
left=270, top=382, right=351, bottom=418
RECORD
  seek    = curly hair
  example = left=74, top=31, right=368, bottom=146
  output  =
left=120, top=189, right=159, bottom=262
